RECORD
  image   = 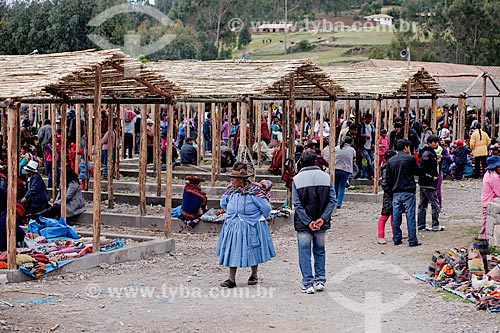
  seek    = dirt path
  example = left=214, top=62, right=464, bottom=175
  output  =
left=1, top=180, right=499, bottom=332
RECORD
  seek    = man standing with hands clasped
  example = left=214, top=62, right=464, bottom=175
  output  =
left=292, top=151, right=336, bottom=294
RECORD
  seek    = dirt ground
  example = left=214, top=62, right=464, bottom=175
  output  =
left=1, top=180, right=500, bottom=332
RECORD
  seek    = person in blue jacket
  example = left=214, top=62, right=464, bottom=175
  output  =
left=20, top=160, right=49, bottom=214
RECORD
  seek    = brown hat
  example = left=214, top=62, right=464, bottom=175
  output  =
left=228, top=163, right=253, bottom=178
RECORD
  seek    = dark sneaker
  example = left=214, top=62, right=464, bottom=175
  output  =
left=248, top=275, right=258, bottom=285
left=394, top=241, right=402, bottom=246
left=220, top=279, right=236, bottom=288
left=418, top=226, right=427, bottom=231
left=409, top=242, right=422, bottom=247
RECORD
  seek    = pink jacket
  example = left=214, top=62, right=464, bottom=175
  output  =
left=481, top=170, right=500, bottom=208
left=379, top=136, right=389, bottom=155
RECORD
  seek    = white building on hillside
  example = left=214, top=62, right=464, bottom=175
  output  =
left=363, top=14, right=393, bottom=26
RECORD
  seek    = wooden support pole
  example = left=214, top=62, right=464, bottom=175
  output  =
left=217, top=103, right=222, bottom=174
left=186, top=103, right=191, bottom=139
left=75, top=105, right=81, bottom=173
left=267, top=102, right=272, bottom=135
left=281, top=100, right=286, bottom=176
left=155, top=104, right=162, bottom=197
left=227, top=103, right=233, bottom=154
left=384, top=100, right=389, bottom=130
left=50, top=104, right=57, bottom=199
left=452, top=105, right=458, bottom=141
left=329, top=99, right=336, bottom=183
left=60, top=103, right=67, bottom=220
left=374, top=99, right=382, bottom=194
left=115, top=104, right=121, bottom=180
left=239, top=101, right=248, bottom=162
left=482, top=75, right=487, bottom=129
left=1, top=109, right=7, bottom=153
left=370, top=100, right=374, bottom=115
left=197, top=103, right=203, bottom=165
left=139, top=104, right=147, bottom=216
left=404, top=81, right=411, bottom=138
left=152, top=105, right=158, bottom=171
left=7, top=101, right=19, bottom=269
left=345, top=100, right=351, bottom=121
left=319, top=101, right=324, bottom=151
left=85, top=105, right=93, bottom=191
left=164, top=104, right=174, bottom=237
left=389, top=100, right=394, bottom=130
left=299, top=106, right=305, bottom=143
left=458, top=98, right=466, bottom=139
left=415, top=98, right=420, bottom=121
left=211, top=103, right=217, bottom=186
left=107, top=107, right=114, bottom=209
left=82, top=105, right=88, bottom=189
left=93, top=66, right=103, bottom=253
left=492, top=97, right=496, bottom=138
left=256, top=101, right=262, bottom=169
left=288, top=76, right=297, bottom=206
left=431, top=97, right=438, bottom=132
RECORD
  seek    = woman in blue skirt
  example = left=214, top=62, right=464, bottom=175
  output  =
left=216, top=162, right=276, bottom=288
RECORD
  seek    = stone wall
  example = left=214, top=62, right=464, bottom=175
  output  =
left=486, top=198, right=500, bottom=247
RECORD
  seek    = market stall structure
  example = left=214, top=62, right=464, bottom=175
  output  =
left=323, top=66, right=446, bottom=193
left=0, top=49, right=184, bottom=277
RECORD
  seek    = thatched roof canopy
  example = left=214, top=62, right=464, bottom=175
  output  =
left=323, top=66, right=445, bottom=98
left=150, top=59, right=346, bottom=101
left=0, top=49, right=185, bottom=101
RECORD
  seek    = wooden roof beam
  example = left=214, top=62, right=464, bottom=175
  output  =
left=107, top=61, right=176, bottom=98
left=297, top=69, right=338, bottom=97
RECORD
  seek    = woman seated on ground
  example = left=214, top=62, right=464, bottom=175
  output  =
left=180, top=176, right=207, bottom=228
left=31, top=167, right=86, bottom=220
left=0, top=203, right=26, bottom=251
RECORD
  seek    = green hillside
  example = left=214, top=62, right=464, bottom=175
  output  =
left=236, top=29, right=393, bottom=65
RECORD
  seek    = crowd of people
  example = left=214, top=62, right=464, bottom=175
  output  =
left=2, top=101, right=499, bottom=295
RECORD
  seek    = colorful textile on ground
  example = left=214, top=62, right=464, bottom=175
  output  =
left=1, top=219, right=126, bottom=278
left=223, top=181, right=272, bottom=201
left=414, top=246, right=500, bottom=312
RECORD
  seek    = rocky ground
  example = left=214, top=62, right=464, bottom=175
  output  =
left=1, top=180, right=500, bottom=332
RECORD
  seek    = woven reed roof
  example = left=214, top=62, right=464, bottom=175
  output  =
left=324, top=66, right=445, bottom=97
left=0, top=49, right=185, bottom=100
left=149, top=59, right=346, bottom=100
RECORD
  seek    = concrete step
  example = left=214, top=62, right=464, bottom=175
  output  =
left=69, top=211, right=291, bottom=234
left=76, top=191, right=285, bottom=209
left=86, top=180, right=289, bottom=200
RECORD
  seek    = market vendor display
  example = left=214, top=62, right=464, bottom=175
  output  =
left=0, top=216, right=124, bottom=278
left=180, top=176, right=207, bottom=228
left=415, top=245, right=500, bottom=312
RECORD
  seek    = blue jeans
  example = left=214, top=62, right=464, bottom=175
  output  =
left=392, top=192, right=418, bottom=245
left=297, top=230, right=326, bottom=287
left=335, top=169, right=350, bottom=208
left=361, top=148, right=374, bottom=179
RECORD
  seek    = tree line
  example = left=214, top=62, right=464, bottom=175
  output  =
left=0, top=0, right=497, bottom=65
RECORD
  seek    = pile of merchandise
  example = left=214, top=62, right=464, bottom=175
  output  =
left=0, top=216, right=124, bottom=278
left=414, top=240, right=500, bottom=312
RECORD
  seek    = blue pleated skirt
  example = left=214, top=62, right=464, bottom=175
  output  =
left=216, top=218, right=276, bottom=268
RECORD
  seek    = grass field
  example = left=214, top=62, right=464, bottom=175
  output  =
left=235, top=25, right=394, bottom=65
